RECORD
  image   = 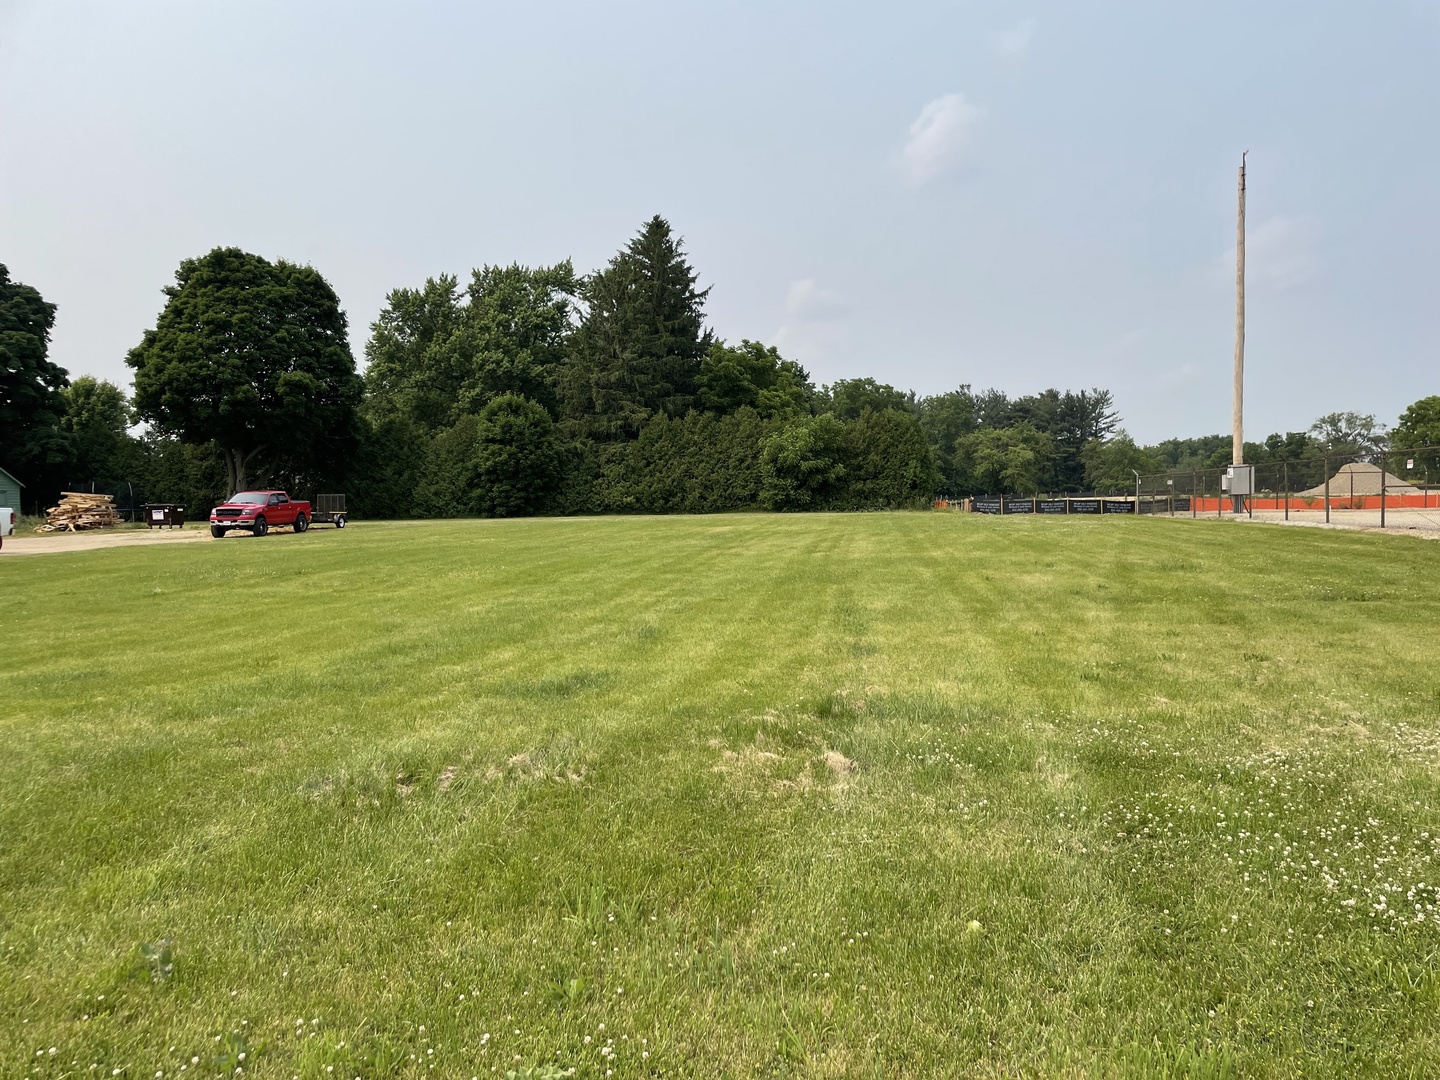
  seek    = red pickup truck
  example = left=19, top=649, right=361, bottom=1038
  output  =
left=210, top=490, right=311, bottom=538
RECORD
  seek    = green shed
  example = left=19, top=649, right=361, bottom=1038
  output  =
left=0, top=465, right=24, bottom=514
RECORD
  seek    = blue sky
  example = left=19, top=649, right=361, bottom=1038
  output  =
left=2, top=0, right=1436, bottom=443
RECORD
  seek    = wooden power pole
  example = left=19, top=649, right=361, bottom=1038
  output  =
left=1232, top=152, right=1246, bottom=467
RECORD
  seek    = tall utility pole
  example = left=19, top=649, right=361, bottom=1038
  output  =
left=1229, top=152, right=1248, bottom=514
left=1232, top=151, right=1246, bottom=467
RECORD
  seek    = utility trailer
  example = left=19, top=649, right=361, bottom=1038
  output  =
left=311, top=493, right=348, bottom=528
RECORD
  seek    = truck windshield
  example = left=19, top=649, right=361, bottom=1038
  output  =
left=229, top=492, right=270, bottom=504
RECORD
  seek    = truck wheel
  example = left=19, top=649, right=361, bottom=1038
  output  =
left=335, top=515, right=346, bottom=529
left=294, top=513, right=308, bottom=533
left=210, top=525, right=228, bottom=538
left=253, top=516, right=268, bottom=537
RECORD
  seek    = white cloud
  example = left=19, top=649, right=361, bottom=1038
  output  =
left=1216, top=216, right=1319, bottom=290
left=899, top=93, right=980, bottom=187
left=991, top=18, right=1037, bottom=57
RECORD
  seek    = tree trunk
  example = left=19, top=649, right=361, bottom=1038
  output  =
left=224, top=446, right=265, bottom=495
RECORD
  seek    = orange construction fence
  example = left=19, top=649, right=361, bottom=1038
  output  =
left=1191, top=494, right=1438, bottom=512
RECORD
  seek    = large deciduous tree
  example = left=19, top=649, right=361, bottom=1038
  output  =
left=0, top=263, right=69, bottom=484
left=917, top=386, right=980, bottom=494
left=957, top=423, right=1055, bottom=495
left=127, top=247, right=362, bottom=495
left=1394, top=395, right=1440, bottom=476
left=825, top=378, right=914, bottom=421
left=561, top=216, right=712, bottom=439
left=363, top=262, right=578, bottom=434
left=60, top=376, right=137, bottom=488
left=1393, top=396, right=1440, bottom=450
left=1080, top=431, right=1159, bottom=493
left=697, top=340, right=814, bottom=418
left=1308, top=411, right=1386, bottom=459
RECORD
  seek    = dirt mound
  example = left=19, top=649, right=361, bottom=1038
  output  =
left=1300, top=462, right=1418, bottom=498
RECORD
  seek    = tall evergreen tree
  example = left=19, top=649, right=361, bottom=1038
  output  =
left=561, top=216, right=712, bottom=439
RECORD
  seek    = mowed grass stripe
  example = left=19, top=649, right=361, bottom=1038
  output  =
left=1, top=514, right=1438, bottom=1077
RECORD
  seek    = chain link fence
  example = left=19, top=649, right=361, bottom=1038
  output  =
left=1136, top=446, right=1440, bottom=534
left=950, top=446, right=1440, bottom=534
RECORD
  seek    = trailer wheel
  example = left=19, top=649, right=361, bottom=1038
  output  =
left=335, top=515, right=346, bottom=529
left=253, top=516, right=268, bottom=537
left=210, top=525, right=228, bottom=538
left=294, top=512, right=308, bottom=533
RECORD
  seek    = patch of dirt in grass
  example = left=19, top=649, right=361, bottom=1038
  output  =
left=714, top=744, right=782, bottom=773
left=713, top=737, right=799, bottom=795
left=483, top=747, right=587, bottom=784
left=437, top=764, right=459, bottom=791
left=713, top=737, right=861, bottom=797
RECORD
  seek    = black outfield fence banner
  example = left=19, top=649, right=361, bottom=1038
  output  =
left=966, top=496, right=1147, bottom=515
left=1136, top=497, right=1191, bottom=514
left=963, top=495, right=1194, bottom=516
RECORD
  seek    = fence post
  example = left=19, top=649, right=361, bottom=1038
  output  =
left=1284, top=461, right=1289, bottom=521
left=1192, top=472, right=1198, bottom=518
left=1380, top=452, right=1386, bottom=529
left=1324, top=457, right=1330, bottom=524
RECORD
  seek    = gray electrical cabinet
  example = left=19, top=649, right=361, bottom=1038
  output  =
left=1222, top=465, right=1254, bottom=496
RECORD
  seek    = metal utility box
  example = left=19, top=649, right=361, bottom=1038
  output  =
left=143, top=503, right=185, bottom=528
left=1223, top=465, right=1254, bottom=496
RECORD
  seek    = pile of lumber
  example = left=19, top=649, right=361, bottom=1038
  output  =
left=38, top=492, right=123, bottom=532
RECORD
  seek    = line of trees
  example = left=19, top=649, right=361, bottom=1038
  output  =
left=4, top=220, right=1438, bottom=516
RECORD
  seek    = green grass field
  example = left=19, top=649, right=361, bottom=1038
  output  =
left=3, top=514, right=1438, bottom=1078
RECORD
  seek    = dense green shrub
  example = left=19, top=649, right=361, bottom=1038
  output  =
left=472, top=394, right=562, bottom=517
left=841, top=408, right=939, bottom=509
left=348, top=415, right=426, bottom=519
left=412, top=415, right=481, bottom=518
left=760, top=414, right=849, bottom=511
left=596, top=409, right=779, bottom=513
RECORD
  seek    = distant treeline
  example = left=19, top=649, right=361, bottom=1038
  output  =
left=4, top=221, right=1437, bottom=516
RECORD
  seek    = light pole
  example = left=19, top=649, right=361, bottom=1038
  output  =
left=1231, top=152, right=1247, bottom=513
